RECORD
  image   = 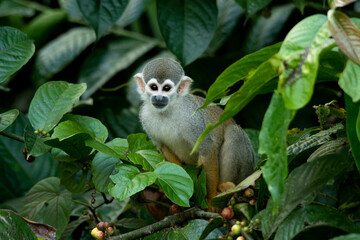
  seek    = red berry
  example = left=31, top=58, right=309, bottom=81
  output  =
left=243, top=188, right=254, bottom=198
left=97, top=222, right=105, bottom=231
left=221, top=207, right=234, bottom=219
left=169, top=204, right=182, bottom=214
left=249, top=199, right=256, bottom=206
left=26, top=155, right=35, bottom=163
left=104, top=221, right=111, bottom=228
left=107, top=226, right=114, bottom=235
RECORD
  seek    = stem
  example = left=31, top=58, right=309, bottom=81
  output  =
left=12, top=0, right=51, bottom=12
left=72, top=200, right=100, bottom=223
left=0, top=131, right=24, bottom=143
left=110, top=27, right=166, bottom=48
left=110, top=208, right=220, bottom=240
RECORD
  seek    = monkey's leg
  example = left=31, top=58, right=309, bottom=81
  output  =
left=199, top=145, right=219, bottom=212
left=160, top=145, right=182, bottom=166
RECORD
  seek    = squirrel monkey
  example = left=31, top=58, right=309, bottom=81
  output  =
left=135, top=58, right=255, bottom=211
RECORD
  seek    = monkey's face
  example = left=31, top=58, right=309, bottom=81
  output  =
left=146, top=79, right=175, bottom=110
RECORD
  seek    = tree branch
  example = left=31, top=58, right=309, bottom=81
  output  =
left=0, top=131, right=24, bottom=143
left=110, top=208, right=220, bottom=240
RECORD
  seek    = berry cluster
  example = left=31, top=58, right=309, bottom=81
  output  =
left=218, top=187, right=260, bottom=240
left=91, top=221, right=114, bottom=239
left=34, top=128, right=50, bottom=137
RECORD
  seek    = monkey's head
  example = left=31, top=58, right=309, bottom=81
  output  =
left=135, top=58, right=193, bottom=111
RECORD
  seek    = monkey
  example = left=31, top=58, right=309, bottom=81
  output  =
left=135, top=58, right=255, bottom=211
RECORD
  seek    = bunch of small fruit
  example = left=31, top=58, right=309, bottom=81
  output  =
left=91, top=221, right=115, bottom=239
left=217, top=187, right=260, bottom=240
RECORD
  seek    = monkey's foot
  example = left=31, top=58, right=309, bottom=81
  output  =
left=217, top=181, right=236, bottom=193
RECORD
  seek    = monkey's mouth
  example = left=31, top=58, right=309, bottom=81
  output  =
left=152, top=102, right=168, bottom=109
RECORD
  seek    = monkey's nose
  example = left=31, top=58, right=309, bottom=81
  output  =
left=151, top=95, right=168, bottom=109
left=155, top=95, right=163, bottom=101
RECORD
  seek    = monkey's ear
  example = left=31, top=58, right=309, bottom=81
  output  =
left=135, top=73, right=145, bottom=93
left=178, top=76, right=192, bottom=95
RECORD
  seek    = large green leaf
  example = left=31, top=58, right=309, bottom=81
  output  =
left=76, top=0, right=129, bottom=40
left=28, top=81, right=86, bottom=132
left=205, top=0, right=244, bottom=55
left=116, top=0, right=150, bottom=27
left=156, top=0, right=217, bottom=65
left=242, top=4, right=294, bottom=54
left=46, top=114, right=108, bottom=159
left=0, top=114, right=57, bottom=201
left=345, top=95, right=360, bottom=173
left=339, top=60, right=360, bottom=102
left=60, top=161, right=92, bottom=193
left=0, top=210, right=37, bottom=240
left=108, top=164, right=157, bottom=201
left=259, top=93, right=295, bottom=213
left=128, top=149, right=163, bottom=171
left=0, top=26, right=35, bottom=83
left=0, top=0, right=35, bottom=17
left=274, top=205, right=360, bottom=240
left=92, top=138, right=127, bottom=193
left=0, top=109, right=19, bottom=132
left=202, top=42, right=281, bottom=108
left=328, top=10, right=360, bottom=65
left=278, top=14, right=330, bottom=109
left=259, top=153, right=350, bottom=239
left=32, top=27, right=95, bottom=85
left=154, top=162, right=194, bottom=207
left=176, top=219, right=223, bottom=240
left=22, top=177, right=72, bottom=239
left=192, top=57, right=280, bottom=153
left=235, top=0, right=272, bottom=16
left=78, top=37, right=156, bottom=99
left=127, top=133, right=156, bottom=153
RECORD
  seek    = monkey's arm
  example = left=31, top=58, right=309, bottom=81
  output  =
left=160, top=144, right=182, bottom=166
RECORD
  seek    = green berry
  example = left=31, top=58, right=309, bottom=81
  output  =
left=231, top=224, right=241, bottom=235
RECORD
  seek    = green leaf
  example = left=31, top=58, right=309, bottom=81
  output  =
left=242, top=4, right=294, bottom=54
left=0, top=0, right=35, bottom=17
left=127, top=133, right=156, bottom=153
left=274, top=205, right=360, bottom=240
left=46, top=133, right=92, bottom=159
left=28, top=81, right=87, bottom=132
left=259, top=153, right=350, bottom=239
left=78, top=38, right=156, bottom=99
left=0, top=26, right=35, bottom=83
left=128, top=149, right=163, bottom=171
left=51, top=114, right=108, bottom=142
left=0, top=210, right=37, bottom=240
left=235, top=0, right=272, bottom=16
left=32, top=27, right=95, bottom=85
left=345, top=94, right=360, bottom=173
left=22, top=177, right=72, bottom=239
left=0, top=114, right=57, bottom=201
left=24, top=125, right=51, bottom=157
left=58, top=0, right=84, bottom=23
left=328, top=10, right=360, bottom=65
left=0, top=109, right=19, bottom=132
left=179, top=219, right=223, bottom=240
left=60, top=161, right=92, bottom=193
left=287, top=123, right=344, bottom=159
left=194, top=169, right=208, bottom=209
left=92, top=138, right=127, bottom=193
left=202, top=42, right=281, bottom=108
left=278, top=15, right=330, bottom=109
left=154, top=162, right=194, bottom=207
left=108, top=164, right=157, bottom=201
left=205, top=0, right=244, bottom=55
left=331, top=234, right=360, bottom=240
left=116, top=0, right=151, bottom=27
left=156, top=0, right=218, bottom=65
left=76, top=0, right=129, bottom=40
left=339, top=60, right=360, bottom=102
left=23, top=10, right=67, bottom=47
left=192, top=57, right=280, bottom=153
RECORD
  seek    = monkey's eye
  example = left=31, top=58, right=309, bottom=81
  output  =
left=150, top=84, right=158, bottom=91
left=163, top=85, right=171, bottom=92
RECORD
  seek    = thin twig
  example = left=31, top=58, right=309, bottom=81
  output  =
left=0, top=131, right=24, bottom=143
left=110, top=208, right=220, bottom=240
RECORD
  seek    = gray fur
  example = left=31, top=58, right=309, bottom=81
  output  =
left=143, top=58, right=184, bottom=84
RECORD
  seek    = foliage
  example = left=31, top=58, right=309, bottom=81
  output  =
left=1, top=0, right=360, bottom=239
